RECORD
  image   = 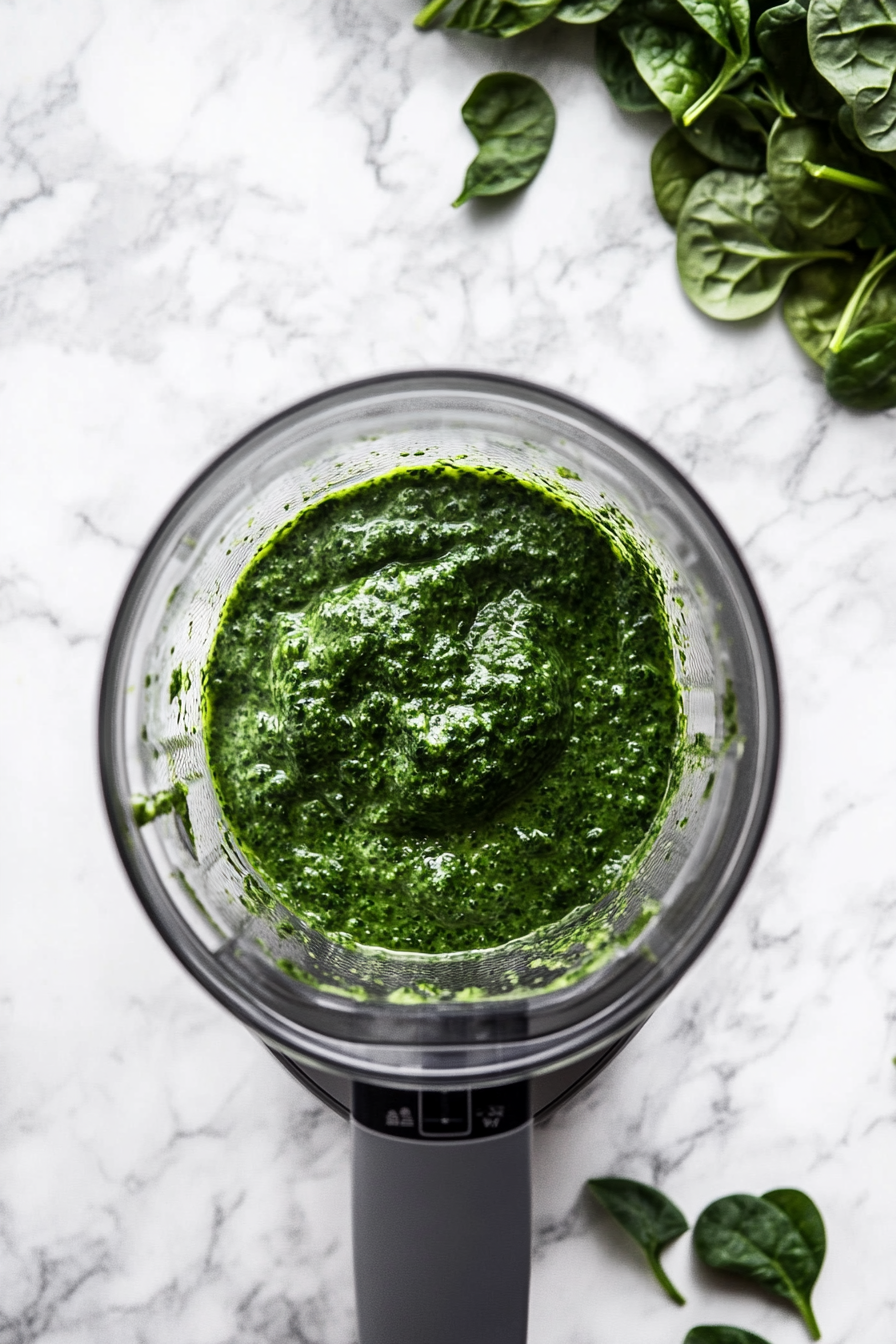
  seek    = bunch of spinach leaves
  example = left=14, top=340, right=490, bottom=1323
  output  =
left=587, top=1177, right=827, bottom=1339
left=414, top=0, right=896, bottom=410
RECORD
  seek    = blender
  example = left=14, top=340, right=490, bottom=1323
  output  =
left=99, top=371, right=780, bottom=1344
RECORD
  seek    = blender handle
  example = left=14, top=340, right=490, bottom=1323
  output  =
left=351, top=1082, right=532, bottom=1344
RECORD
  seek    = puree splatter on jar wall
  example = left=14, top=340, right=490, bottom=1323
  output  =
left=202, top=462, right=682, bottom=955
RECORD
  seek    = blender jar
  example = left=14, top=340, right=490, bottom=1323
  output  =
left=100, top=371, right=780, bottom=1344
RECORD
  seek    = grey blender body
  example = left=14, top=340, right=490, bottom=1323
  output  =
left=100, top=372, right=780, bottom=1344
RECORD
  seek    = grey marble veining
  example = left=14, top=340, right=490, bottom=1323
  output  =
left=1, top=2, right=895, bottom=1341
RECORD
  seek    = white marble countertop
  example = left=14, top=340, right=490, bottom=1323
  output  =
left=2, top=2, right=895, bottom=1341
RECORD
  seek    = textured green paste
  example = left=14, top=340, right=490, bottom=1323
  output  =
left=202, top=464, right=681, bottom=954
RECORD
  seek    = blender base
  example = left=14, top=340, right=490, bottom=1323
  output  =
left=267, top=1027, right=640, bottom=1124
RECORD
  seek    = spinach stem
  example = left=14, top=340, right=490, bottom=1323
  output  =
left=682, top=48, right=747, bottom=126
left=413, top=0, right=453, bottom=27
left=829, top=247, right=896, bottom=352
left=682, top=72, right=729, bottom=127
left=797, top=1295, right=822, bottom=1341
left=802, top=161, right=894, bottom=197
left=762, top=73, right=796, bottom=119
left=647, top=1250, right=686, bottom=1305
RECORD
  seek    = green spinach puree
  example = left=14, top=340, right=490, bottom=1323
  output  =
left=203, top=464, right=680, bottom=955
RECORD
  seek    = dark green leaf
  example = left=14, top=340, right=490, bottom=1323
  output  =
left=686, top=1329, right=774, bottom=1344
left=595, top=26, right=664, bottom=109
left=677, top=169, right=850, bottom=318
left=453, top=74, right=555, bottom=206
left=755, top=0, right=842, bottom=118
left=763, top=1189, right=826, bottom=1270
left=807, top=0, right=896, bottom=154
left=825, top=318, right=896, bottom=406
left=619, top=20, right=720, bottom=119
left=693, top=1190, right=825, bottom=1340
left=652, top=125, right=714, bottom=222
left=446, top=0, right=560, bottom=35
left=767, top=117, right=872, bottom=243
left=587, top=1177, right=688, bottom=1304
left=556, top=0, right=624, bottom=19
left=680, top=93, right=767, bottom=169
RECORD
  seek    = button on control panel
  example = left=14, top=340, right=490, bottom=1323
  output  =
left=419, top=1089, right=471, bottom=1138
left=352, top=1079, right=529, bottom=1141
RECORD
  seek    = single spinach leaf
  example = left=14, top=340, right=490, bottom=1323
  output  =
left=678, top=0, right=751, bottom=55
left=652, top=125, right=714, bottom=222
left=755, top=0, right=842, bottom=117
left=595, top=26, right=665, bottom=109
left=767, top=117, right=871, bottom=243
left=677, top=170, right=850, bottom=318
left=587, top=1177, right=688, bottom=1304
left=677, top=0, right=751, bottom=123
left=785, top=253, right=896, bottom=363
left=619, top=19, right=720, bottom=119
left=680, top=93, right=767, bottom=169
left=825, top=318, right=896, bottom=406
left=783, top=257, right=865, bottom=362
left=829, top=244, right=896, bottom=345
left=453, top=74, right=555, bottom=207
left=556, top=0, right=624, bottom=19
left=446, top=0, right=560, bottom=35
left=693, top=1190, right=825, bottom=1340
left=807, top=0, right=896, bottom=155
left=686, top=1329, right=774, bottom=1344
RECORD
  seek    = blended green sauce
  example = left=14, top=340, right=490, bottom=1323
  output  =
left=202, top=464, right=681, bottom=954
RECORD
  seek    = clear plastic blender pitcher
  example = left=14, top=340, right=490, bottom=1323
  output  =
left=99, top=371, right=779, bottom=1344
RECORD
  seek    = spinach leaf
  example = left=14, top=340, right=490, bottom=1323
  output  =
left=680, top=93, right=767, bottom=168
left=619, top=20, right=720, bottom=119
left=807, top=0, right=896, bottom=155
left=677, top=0, right=750, bottom=53
left=783, top=257, right=866, bottom=362
left=825, top=319, right=896, bottom=406
left=556, top=0, right=624, bottom=18
left=784, top=252, right=896, bottom=363
left=693, top=1189, right=825, bottom=1340
left=595, top=26, right=665, bottom=108
left=755, top=0, right=841, bottom=118
left=587, top=1177, right=688, bottom=1304
left=677, top=170, right=851, bottom=318
left=686, top=1329, right=774, bottom=1344
left=446, top=0, right=560, bottom=35
left=653, top=125, right=714, bottom=222
left=677, top=0, right=752, bottom=123
left=453, top=74, right=555, bottom=207
left=767, top=117, right=872, bottom=243
left=829, top=243, right=896, bottom=343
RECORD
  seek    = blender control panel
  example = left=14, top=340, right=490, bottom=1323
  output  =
left=352, top=1080, right=530, bottom=1141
